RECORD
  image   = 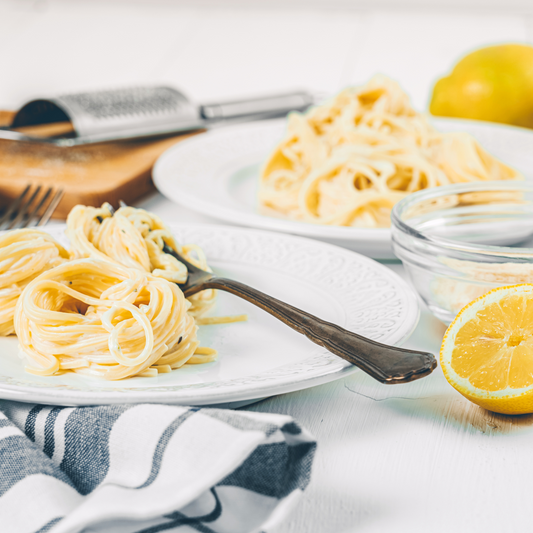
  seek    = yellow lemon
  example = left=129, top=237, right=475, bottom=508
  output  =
left=440, top=284, right=533, bottom=415
left=430, top=44, right=533, bottom=129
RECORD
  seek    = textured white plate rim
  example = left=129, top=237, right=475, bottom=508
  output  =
left=152, top=117, right=533, bottom=249
left=0, top=223, right=420, bottom=406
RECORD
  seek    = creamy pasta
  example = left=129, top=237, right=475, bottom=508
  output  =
left=14, top=259, right=213, bottom=379
left=66, top=203, right=216, bottom=317
left=1, top=205, right=247, bottom=380
left=259, top=76, right=522, bottom=228
left=0, top=229, right=68, bottom=335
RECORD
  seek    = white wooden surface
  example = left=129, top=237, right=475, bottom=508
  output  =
left=3, top=2, right=533, bottom=531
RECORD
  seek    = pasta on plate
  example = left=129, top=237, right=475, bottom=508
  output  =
left=66, top=203, right=215, bottom=317
left=0, top=204, right=244, bottom=380
left=14, top=259, right=209, bottom=380
left=259, top=76, right=522, bottom=228
left=0, top=229, right=69, bottom=336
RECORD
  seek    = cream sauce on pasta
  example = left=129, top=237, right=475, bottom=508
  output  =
left=0, top=205, right=246, bottom=380
left=259, top=76, right=522, bottom=228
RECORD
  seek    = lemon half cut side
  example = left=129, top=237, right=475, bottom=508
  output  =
left=440, top=284, right=533, bottom=415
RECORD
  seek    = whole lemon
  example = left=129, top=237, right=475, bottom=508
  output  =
left=430, top=44, right=533, bottom=129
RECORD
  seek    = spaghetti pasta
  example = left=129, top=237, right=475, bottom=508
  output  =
left=1, top=205, right=246, bottom=380
left=259, top=76, right=522, bottom=227
left=0, top=229, right=68, bottom=336
left=14, top=259, right=210, bottom=380
left=66, top=204, right=216, bottom=317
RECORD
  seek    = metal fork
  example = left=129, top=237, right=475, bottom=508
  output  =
left=117, top=200, right=437, bottom=384
left=164, top=243, right=436, bottom=385
left=0, top=185, right=64, bottom=230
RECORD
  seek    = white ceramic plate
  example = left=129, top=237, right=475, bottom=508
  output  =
left=0, top=224, right=419, bottom=407
left=153, top=117, right=533, bottom=259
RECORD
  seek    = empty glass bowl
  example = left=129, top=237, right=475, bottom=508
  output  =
left=391, top=181, right=533, bottom=325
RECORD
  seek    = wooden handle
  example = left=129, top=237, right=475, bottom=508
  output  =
left=194, top=277, right=437, bottom=384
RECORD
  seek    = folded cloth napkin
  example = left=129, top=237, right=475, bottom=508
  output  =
left=0, top=401, right=316, bottom=533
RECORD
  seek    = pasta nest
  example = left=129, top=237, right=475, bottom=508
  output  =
left=0, top=229, right=69, bottom=336
left=14, top=259, right=200, bottom=380
left=66, top=203, right=215, bottom=317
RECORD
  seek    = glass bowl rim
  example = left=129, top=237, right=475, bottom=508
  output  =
left=390, top=180, right=533, bottom=258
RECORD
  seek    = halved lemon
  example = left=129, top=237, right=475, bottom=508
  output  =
left=440, top=284, right=533, bottom=415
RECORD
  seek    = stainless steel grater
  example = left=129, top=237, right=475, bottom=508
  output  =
left=1, top=86, right=315, bottom=146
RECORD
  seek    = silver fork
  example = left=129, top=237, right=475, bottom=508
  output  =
left=0, top=185, right=64, bottom=230
left=116, top=201, right=436, bottom=384
left=166, top=242, right=436, bottom=384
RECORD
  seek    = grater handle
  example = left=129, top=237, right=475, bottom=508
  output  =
left=200, top=91, right=315, bottom=121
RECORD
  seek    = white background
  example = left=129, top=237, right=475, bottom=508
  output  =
left=0, top=0, right=532, bottom=113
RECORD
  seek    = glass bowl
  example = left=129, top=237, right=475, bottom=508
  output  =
left=391, top=181, right=533, bottom=325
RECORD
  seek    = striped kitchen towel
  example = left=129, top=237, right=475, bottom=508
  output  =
left=0, top=401, right=316, bottom=533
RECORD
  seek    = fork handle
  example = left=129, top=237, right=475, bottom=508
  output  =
left=193, top=277, right=436, bottom=384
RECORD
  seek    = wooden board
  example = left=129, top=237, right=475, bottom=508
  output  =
left=0, top=111, right=203, bottom=219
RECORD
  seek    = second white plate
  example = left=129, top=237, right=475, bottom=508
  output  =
left=0, top=224, right=419, bottom=407
left=153, top=117, right=533, bottom=259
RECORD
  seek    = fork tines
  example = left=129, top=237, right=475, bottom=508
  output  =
left=0, top=185, right=64, bottom=230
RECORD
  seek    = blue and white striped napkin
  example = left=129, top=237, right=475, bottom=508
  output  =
left=0, top=401, right=316, bottom=533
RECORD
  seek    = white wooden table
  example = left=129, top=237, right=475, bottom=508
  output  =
left=3, top=2, right=533, bottom=531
